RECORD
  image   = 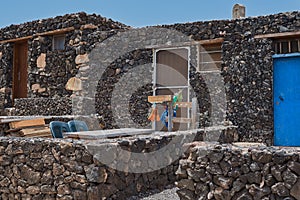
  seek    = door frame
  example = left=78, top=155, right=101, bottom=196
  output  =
left=12, top=40, right=29, bottom=102
left=153, top=46, right=191, bottom=129
left=273, top=52, right=300, bottom=146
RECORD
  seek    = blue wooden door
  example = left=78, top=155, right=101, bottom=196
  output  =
left=274, top=53, right=300, bottom=146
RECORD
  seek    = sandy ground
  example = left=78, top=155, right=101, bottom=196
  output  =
left=128, top=187, right=180, bottom=200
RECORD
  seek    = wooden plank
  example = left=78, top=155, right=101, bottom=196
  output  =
left=37, top=27, right=75, bottom=36
left=0, top=115, right=85, bottom=124
left=9, top=118, right=45, bottom=129
left=148, top=95, right=173, bottom=103
left=172, top=118, right=192, bottom=123
left=254, top=31, right=300, bottom=39
left=198, top=38, right=224, bottom=45
left=176, top=102, right=192, bottom=108
left=0, top=36, right=32, bottom=44
left=20, top=127, right=50, bottom=136
left=6, top=125, right=48, bottom=133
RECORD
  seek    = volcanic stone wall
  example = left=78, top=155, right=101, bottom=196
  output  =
left=0, top=43, right=13, bottom=114
left=1, top=11, right=300, bottom=144
left=176, top=142, right=300, bottom=200
left=163, top=11, right=300, bottom=145
left=0, top=130, right=199, bottom=200
left=92, top=11, right=300, bottom=143
left=14, top=98, right=72, bottom=116
left=0, top=12, right=129, bottom=41
left=0, top=12, right=129, bottom=111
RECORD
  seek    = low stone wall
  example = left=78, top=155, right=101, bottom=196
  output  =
left=0, top=132, right=181, bottom=199
left=176, top=142, right=300, bottom=200
left=0, top=126, right=236, bottom=199
left=0, top=136, right=177, bottom=200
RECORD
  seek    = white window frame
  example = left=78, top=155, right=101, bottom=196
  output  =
left=152, top=46, right=191, bottom=129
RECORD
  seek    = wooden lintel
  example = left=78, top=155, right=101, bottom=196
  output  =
left=36, top=27, right=75, bottom=36
left=198, top=38, right=224, bottom=45
left=0, top=27, right=75, bottom=44
left=146, top=38, right=224, bottom=49
left=0, top=36, right=33, bottom=44
left=254, top=31, right=300, bottom=39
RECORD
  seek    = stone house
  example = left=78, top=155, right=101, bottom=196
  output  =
left=0, top=11, right=300, bottom=146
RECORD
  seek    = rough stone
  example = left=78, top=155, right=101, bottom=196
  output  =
left=290, top=179, right=300, bottom=199
left=213, top=176, right=232, bottom=189
left=287, top=161, right=300, bottom=176
left=176, top=179, right=195, bottom=191
left=75, top=54, right=89, bottom=65
left=65, top=77, right=82, bottom=91
left=271, top=182, right=289, bottom=197
left=37, top=53, right=46, bottom=68
left=84, top=165, right=107, bottom=183
left=41, top=185, right=56, bottom=195
left=31, top=83, right=46, bottom=93
left=26, top=186, right=40, bottom=195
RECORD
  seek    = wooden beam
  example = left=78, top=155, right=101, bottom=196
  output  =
left=0, top=27, right=75, bottom=44
left=198, top=38, right=224, bottom=45
left=0, top=36, right=32, bottom=44
left=9, top=118, right=45, bottom=129
left=145, top=38, right=224, bottom=49
left=254, top=31, right=300, bottom=39
left=36, top=27, right=75, bottom=36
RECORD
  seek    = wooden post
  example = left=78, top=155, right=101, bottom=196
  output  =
left=168, top=102, right=173, bottom=132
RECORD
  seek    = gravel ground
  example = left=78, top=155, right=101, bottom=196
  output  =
left=128, top=187, right=180, bottom=200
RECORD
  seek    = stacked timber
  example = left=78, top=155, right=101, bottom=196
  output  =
left=2, top=118, right=52, bottom=138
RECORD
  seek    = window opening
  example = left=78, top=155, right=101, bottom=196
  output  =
left=52, top=35, right=65, bottom=51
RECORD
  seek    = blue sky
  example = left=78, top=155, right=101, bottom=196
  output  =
left=0, top=0, right=299, bottom=28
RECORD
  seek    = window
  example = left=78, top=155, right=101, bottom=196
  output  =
left=52, top=35, right=65, bottom=51
left=273, top=38, right=300, bottom=54
left=198, top=43, right=222, bottom=72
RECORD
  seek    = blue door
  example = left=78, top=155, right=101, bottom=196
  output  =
left=274, top=53, right=300, bottom=146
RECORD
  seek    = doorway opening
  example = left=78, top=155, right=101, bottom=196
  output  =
left=153, top=47, right=190, bottom=131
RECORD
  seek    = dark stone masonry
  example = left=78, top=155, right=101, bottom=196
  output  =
left=176, top=142, right=300, bottom=200
left=0, top=131, right=201, bottom=200
left=0, top=9, right=299, bottom=200
left=0, top=11, right=299, bottom=144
